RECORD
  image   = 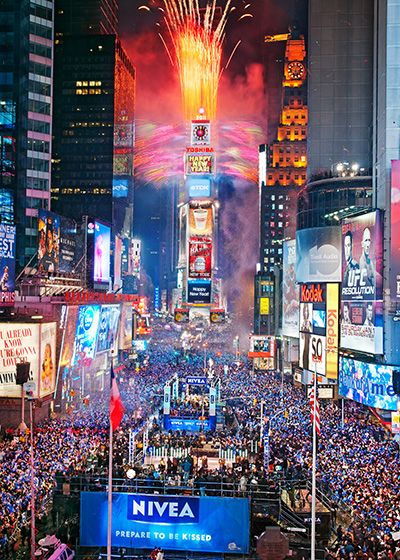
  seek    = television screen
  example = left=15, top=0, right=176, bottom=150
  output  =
left=313, top=309, right=326, bottom=329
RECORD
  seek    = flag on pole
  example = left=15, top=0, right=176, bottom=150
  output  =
left=110, top=364, right=124, bottom=431
left=309, top=377, right=320, bottom=436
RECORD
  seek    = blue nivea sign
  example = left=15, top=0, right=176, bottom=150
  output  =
left=127, top=495, right=199, bottom=524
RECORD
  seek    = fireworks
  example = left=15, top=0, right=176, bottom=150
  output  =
left=162, top=0, right=231, bottom=122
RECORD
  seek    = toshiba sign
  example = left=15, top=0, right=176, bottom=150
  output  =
left=300, top=284, right=325, bottom=303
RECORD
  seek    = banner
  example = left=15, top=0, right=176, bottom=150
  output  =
left=186, top=153, right=214, bottom=175
left=188, top=203, right=213, bottom=236
left=163, top=384, right=171, bottom=416
left=325, top=283, right=339, bottom=380
left=71, top=305, right=101, bottom=365
left=80, top=492, right=249, bottom=553
left=187, top=178, right=211, bottom=198
left=209, top=386, right=216, bottom=416
left=187, top=281, right=212, bottom=304
left=296, top=227, right=342, bottom=283
left=188, top=237, right=212, bottom=279
left=0, top=224, right=16, bottom=307
left=299, top=283, right=327, bottom=375
left=93, top=221, right=111, bottom=283
left=282, top=239, right=299, bottom=337
left=339, top=356, right=397, bottom=411
left=96, top=305, right=120, bottom=354
left=191, top=120, right=210, bottom=146
left=341, top=211, right=383, bottom=353
left=210, top=309, right=225, bottom=324
left=38, top=209, right=76, bottom=274
left=0, top=323, right=56, bottom=398
left=248, top=336, right=275, bottom=358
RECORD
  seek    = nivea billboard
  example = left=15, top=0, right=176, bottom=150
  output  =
left=81, top=492, right=249, bottom=553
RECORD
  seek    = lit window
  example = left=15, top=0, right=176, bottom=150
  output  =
left=76, top=81, right=82, bottom=87
left=89, top=81, right=95, bottom=86
left=96, top=81, right=101, bottom=86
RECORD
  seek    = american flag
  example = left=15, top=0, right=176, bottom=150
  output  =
left=309, top=378, right=320, bottom=436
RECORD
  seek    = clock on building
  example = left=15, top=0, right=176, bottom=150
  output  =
left=287, top=61, right=305, bottom=79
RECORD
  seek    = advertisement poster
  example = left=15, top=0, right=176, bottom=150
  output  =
left=296, top=227, right=342, bottom=283
left=81, top=492, right=249, bottom=553
left=391, top=160, right=400, bottom=300
left=0, top=223, right=16, bottom=307
left=325, top=283, right=339, bottom=380
left=71, top=305, right=101, bottom=365
left=187, top=177, right=211, bottom=198
left=94, top=221, right=111, bottom=283
left=339, top=356, right=397, bottom=411
left=186, top=153, right=214, bottom=175
left=188, top=203, right=213, bottom=236
left=282, top=239, right=299, bottom=337
left=248, top=335, right=275, bottom=358
left=39, top=322, right=57, bottom=397
left=188, top=237, right=212, bottom=279
left=114, top=236, right=122, bottom=289
left=187, top=280, right=212, bottom=304
left=299, top=284, right=327, bottom=376
left=341, top=211, right=383, bottom=353
left=0, top=323, right=56, bottom=398
left=119, top=304, right=133, bottom=350
left=174, top=309, right=190, bottom=323
left=96, top=306, right=120, bottom=354
left=210, top=309, right=225, bottom=324
left=38, top=209, right=60, bottom=274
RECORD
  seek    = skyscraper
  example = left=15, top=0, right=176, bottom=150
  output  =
left=0, top=0, right=54, bottom=269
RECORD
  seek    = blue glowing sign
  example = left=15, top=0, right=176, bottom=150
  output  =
left=186, top=376, right=207, bottom=386
left=164, top=418, right=214, bottom=431
left=187, top=178, right=211, bottom=198
left=81, top=492, right=249, bottom=553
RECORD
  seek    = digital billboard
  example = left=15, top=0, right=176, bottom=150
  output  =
left=296, top=227, right=342, bottom=283
left=71, top=305, right=101, bottom=365
left=299, top=283, right=327, bottom=376
left=38, top=209, right=76, bottom=274
left=80, top=492, right=249, bottom=553
left=0, top=223, right=16, bottom=307
left=188, top=237, right=212, bottom=279
left=113, top=178, right=129, bottom=198
left=114, top=236, right=122, bottom=289
left=248, top=335, right=275, bottom=358
left=339, top=356, right=397, bottom=411
left=210, top=309, right=225, bottom=324
left=187, top=178, right=211, bottom=198
left=282, top=239, right=299, bottom=337
left=119, top=304, right=133, bottom=350
left=175, top=309, right=190, bottom=323
left=191, top=121, right=210, bottom=146
left=94, top=221, right=111, bottom=283
left=341, top=211, right=383, bottom=354
left=96, top=306, right=120, bottom=354
left=187, top=281, right=212, bottom=304
left=326, top=283, right=339, bottom=380
left=188, top=203, right=213, bottom=236
left=391, top=160, right=400, bottom=300
left=186, top=153, right=214, bottom=175
left=0, top=323, right=56, bottom=398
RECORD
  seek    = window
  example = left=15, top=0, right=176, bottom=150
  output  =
left=30, top=42, right=52, bottom=59
left=28, top=120, right=50, bottom=134
left=29, top=22, right=52, bottom=40
left=28, top=99, right=51, bottom=115
left=29, top=61, right=51, bottom=78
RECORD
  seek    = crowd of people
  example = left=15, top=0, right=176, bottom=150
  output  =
left=0, top=329, right=400, bottom=560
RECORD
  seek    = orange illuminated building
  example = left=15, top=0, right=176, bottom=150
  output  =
left=266, top=31, right=307, bottom=188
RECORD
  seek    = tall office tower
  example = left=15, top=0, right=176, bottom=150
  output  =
left=375, top=0, right=400, bottom=365
left=307, top=0, right=373, bottom=178
left=0, top=0, right=54, bottom=268
left=255, top=29, right=307, bottom=335
left=51, top=34, right=135, bottom=240
left=55, top=0, right=118, bottom=35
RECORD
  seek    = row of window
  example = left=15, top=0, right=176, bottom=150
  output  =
left=30, top=4, right=53, bottom=21
left=29, top=21, right=52, bottom=41
left=277, top=156, right=306, bottom=162
left=278, top=147, right=306, bottom=154
left=76, top=81, right=102, bottom=87
left=27, top=158, right=49, bottom=172
left=28, top=99, right=51, bottom=115
left=26, top=196, right=48, bottom=209
left=268, top=174, right=306, bottom=181
left=76, top=88, right=102, bottom=95
left=29, top=42, right=52, bottom=60
left=56, top=188, right=111, bottom=194
left=27, top=178, right=49, bottom=191
left=29, top=80, right=51, bottom=97
left=27, top=139, right=50, bottom=153
left=29, top=60, right=52, bottom=78
left=28, top=120, right=50, bottom=134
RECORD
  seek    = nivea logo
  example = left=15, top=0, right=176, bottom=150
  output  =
left=127, top=496, right=199, bottom=524
left=186, top=377, right=207, bottom=386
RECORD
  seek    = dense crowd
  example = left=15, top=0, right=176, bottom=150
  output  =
left=0, top=329, right=400, bottom=560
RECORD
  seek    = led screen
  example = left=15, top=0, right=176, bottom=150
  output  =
left=94, top=221, right=111, bottom=283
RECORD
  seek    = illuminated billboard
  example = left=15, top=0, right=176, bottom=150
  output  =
left=191, top=121, right=210, bottom=146
left=339, top=356, right=397, bottom=411
left=113, top=178, right=128, bottom=198
left=186, top=153, right=214, bottom=175
left=71, top=305, right=101, bottom=365
left=114, top=236, right=122, bottom=289
left=299, top=283, right=327, bottom=376
left=188, top=237, right=212, bottom=279
left=187, top=178, right=211, bottom=198
left=175, top=309, right=190, bottom=323
left=0, top=224, right=16, bottom=307
left=188, top=202, right=213, bottom=236
left=391, top=160, right=400, bottom=300
left=341, top=211, right=383, bottom=354
left=187, top=280, right=212, bottom=304
left=80, top=492, right=249, bottom=553
left=282, top=239, right=299, bottom=337
left=296, top=227, right=342, bottom=283
left=0, top=322, right=56, bottom=398
left=38, top=209, right=76, bottom=274
left=248, top=335, right=275, bottom=358
left=96, top=305, right=120, bottom=354
left=210, top=309, right=225, bottom=323
left=94, top=221, right=111, bottom=283
left=119, top=304, right=133, bottom=350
